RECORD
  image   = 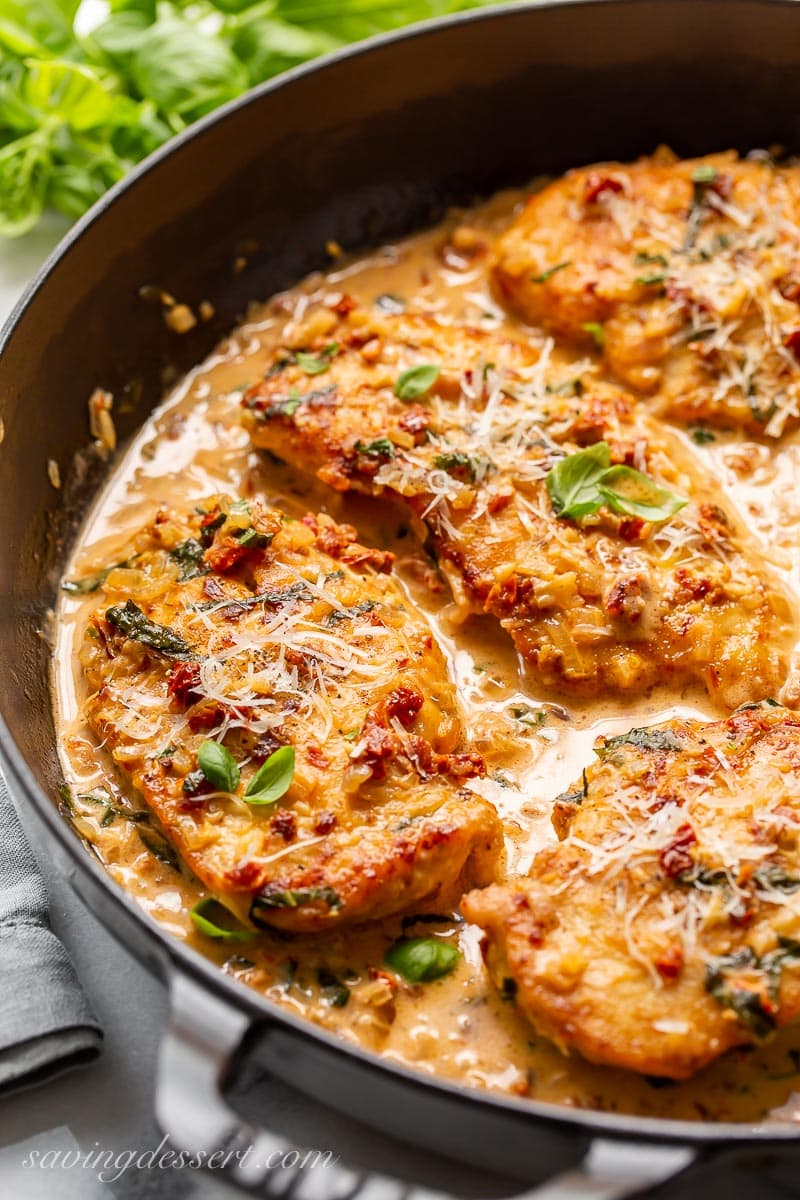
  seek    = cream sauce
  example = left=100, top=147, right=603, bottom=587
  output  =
left=53, top=189, right=800, bottom=1123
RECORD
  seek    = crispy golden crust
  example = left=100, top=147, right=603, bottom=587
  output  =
left=492, top=150, right=800, bottom=436
left=242, top=302, right=792, bottom=706
left=80, top=499, right=501, bottom=931
left=463, top=703, right=800, bottom=1080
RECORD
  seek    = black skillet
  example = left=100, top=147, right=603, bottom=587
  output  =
left=3, top=1, right=800, bottom=1195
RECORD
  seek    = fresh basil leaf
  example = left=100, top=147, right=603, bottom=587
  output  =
left=244, top=745, right=295, bottom=805
left=0, top=132, right=50, bottom=237
left=385, top=936, right=460, bottom=983
left=198, top=740, right=240, bottom=793
left=692, top=164, right=718, bottom=185
left=394, top=363, right=440, bottom=400
left=0, top=0, right=79, bottom=59
left=190, top=897, right=256, bottom=942
left=597, top=465, right=687, bottom=522
left=128, top=10, right=248, bottom=123
left=274, top=0, right=458, bottom=42
left=545, top=442, right=611, bottom=520
left=230, top=14, right=342, bottom=86
left=22, top=60, right=114, bottom=129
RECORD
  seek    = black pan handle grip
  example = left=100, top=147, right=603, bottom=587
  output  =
left=155, top=970, right=695, bottom=1200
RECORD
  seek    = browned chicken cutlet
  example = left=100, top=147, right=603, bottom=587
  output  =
left=492, top=149, right=800, bottom=436
left=79, top=498, right=501, bottom=932
left=463, top=702, right=800, bottom=1080
left=241, top=300, right=793, bottom=706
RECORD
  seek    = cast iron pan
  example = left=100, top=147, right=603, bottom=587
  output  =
left=3, top=1, right=800, bottom=1195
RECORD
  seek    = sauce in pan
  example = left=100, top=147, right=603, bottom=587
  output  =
left=53, top=187, right=800, bottom=1123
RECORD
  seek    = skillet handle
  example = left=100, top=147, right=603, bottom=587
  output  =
left=155, top=970, right=696, bottom=1199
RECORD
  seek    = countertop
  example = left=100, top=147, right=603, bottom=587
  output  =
left=1, top=223, right=800, bottom=1200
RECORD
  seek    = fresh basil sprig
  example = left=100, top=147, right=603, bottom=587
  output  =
left=545, top=442, right=687, bottom=523
left=244, top=746, right=295, bottom=806
left=197, top=740, right=240, bottom=793
left=0, top=2, right=493, bottom=238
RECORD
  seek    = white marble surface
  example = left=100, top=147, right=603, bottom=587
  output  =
left=1, top=223, right=799, bottom=1200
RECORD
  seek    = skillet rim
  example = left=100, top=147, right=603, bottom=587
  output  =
left=2, top=0, right=800, bottom=1148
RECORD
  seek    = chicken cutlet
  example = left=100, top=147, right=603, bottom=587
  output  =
left=241, top=301, right=793, bottom=706
left=79, top=497, right=501, bottom=932
left=463, top=702, right=800, bottom=1080
left=492, top=149, right=800, bottom=436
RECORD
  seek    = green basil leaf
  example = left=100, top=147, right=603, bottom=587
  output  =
left=198, top=740, right=240, bottom=793
left=274, top=0, right=457, bottom=42
left=128, top=10, right=248, bottom=123
left=296, top=343, right=339, bottom=375
left=385, top=936, right=459, bottom=983
left=190, top=897, right=256, bottom=942
left=545, top=442, right=611, bottom=520
left=597, top=465, right=687, bottom=522
left=394, top=363, right=440, bottom=400
left=0, top=132, right=50, bottom=237
left=21, top=60, right=114, bottom=129
left=530, top=260, right=571, bottom=283
left=581, top=321, right=605, bottom=348
left=244, top=745, right=295, bottom=805
left=230, top=14, right=342, bottom=86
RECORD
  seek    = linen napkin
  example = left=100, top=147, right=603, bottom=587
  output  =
left=0, top=771, right=102, bottom=1093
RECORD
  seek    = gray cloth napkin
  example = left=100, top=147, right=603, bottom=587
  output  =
left=0, top=772, right=102, bottom=1093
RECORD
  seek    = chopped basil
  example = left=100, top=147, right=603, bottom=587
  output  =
left=296, top=343, right=339, bottom=376
left=555, top=768, right=589, bottom=806
left=137, top=827, right=180, bottom=871
left=685, top=166, right=719, bottom=249
left=326, top=600, right=375, bottom=627
left=198, top=740, right=240, bottom=793
left=706, top=938, right=800, bottom=1036
left=355, top=437, right=394, bottom=460
left=77, top=789, right=148, bottom=826
left=581, top=322, right=605, bottom=348
left=385, top=936, right=460, bottom=983
left=692, top=164, right=718, bottom=185
left=190, top=898, right=256, bottom=943
left=432, top=450, right=486, bottom=482
left=250, top=886, right=343, bottom=926
left=169, top=538, right=206, bottom=581
left=394, top=363, right=440, bottom=400
left=62, top=558, right=134, bottom=594
left=244, top=745, right=295, bottom=806
left=235, top=525, right=272, bottom=551
left=317, top=968, right=351, bottom=1007
left=530, top=260, right=571, bottom=283
left=635, top=272, right=667, bottom=287
left=690, top=427, right=716, bottom=445
left=634, top=251, right=669, bottom=267
left=598, top=727, right=682, bottom=762
left=106, top=600, right=194, bottom=659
